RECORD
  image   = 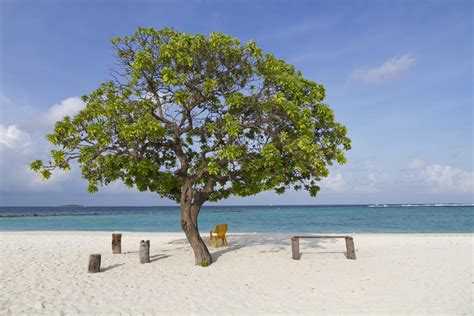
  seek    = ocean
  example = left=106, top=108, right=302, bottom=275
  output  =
left=0, top=204, right=472, bottom=233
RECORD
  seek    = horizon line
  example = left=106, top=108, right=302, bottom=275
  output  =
left=1, top=203, right=473, bottom=208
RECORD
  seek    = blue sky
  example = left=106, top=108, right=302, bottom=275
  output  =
left=1, top=0, right=472, bottom=206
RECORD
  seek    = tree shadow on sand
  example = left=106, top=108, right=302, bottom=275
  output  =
left=205, top=234, right=347, bottom=262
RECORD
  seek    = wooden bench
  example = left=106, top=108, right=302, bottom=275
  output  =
left=291, top=235, right=356, bottom=260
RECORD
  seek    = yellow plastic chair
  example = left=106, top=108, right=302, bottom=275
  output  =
left=209, top=224, right=228, bottom=248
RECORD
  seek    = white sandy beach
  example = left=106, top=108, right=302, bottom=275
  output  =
left=0, top=232, right=472, bottom=315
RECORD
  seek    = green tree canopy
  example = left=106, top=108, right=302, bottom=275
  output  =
left=31, top=27, right=351, bottom=265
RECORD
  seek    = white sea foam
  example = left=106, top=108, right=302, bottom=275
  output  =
left=368, top=203, right=474, bottom=208
left=401, top=203, right=474, bottom=207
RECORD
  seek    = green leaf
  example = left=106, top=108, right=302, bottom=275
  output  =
left=31, top=27, right=350, bottom=206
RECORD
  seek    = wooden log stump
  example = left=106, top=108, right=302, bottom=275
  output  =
left=88, top=254, right=101, bottom=273
left=139, top=240, right=150, bottom=264
left=291, top=237, right=300, bottom=260
left=112, top=233, right=122, bottom=254
left=345, top=237, right=356, bottom=260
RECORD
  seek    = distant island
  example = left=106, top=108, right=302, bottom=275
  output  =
left=57, top=204, right=85, bottom=208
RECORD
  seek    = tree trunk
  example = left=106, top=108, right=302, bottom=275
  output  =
left=180, top=185, right=212, bottom=266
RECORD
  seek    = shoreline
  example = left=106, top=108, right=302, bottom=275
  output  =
left=1, top=232, right=472, bottom=314
left=1, top=230, right=473, bottom=235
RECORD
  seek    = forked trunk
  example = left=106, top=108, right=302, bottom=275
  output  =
left=180, top=199, right=212, bottom=266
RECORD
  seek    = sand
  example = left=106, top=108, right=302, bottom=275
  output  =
left=0, top=232, right=472, bottom=315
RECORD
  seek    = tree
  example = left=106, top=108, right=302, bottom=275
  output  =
left=31, top=27, right=351, bottom=265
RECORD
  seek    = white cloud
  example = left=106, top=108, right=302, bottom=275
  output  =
left=362, top=169, right=378, bottom=193
left=422, top=164, right=473, bottom=193
left=0, top=97, right=87, bottom=193
left=349, top=54, right=415, bottom=84
left=401, top=159, right=428, bottom=171
left=0, top=96, right=137, bottom=195
left=35, top=97, right=85, bottom=128
left=404, top=159, right=473, bottom=194
left=320, top=172, right=346, bottom=192
left=0, top=124, right=31, bottom=149
left=0, top=125, right=76, bottom=192
left=320, top=161, right=379, bottom=193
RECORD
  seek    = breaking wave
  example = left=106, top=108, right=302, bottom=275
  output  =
left=369, top=203, right=474, bottom=208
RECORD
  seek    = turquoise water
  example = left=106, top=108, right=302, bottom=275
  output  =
left=0, top=204, right=472, bottom=233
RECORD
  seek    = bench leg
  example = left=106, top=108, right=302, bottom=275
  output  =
left=291, top=237, right=300, bottom=260
left=345, top=237, right=356, bottom=260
